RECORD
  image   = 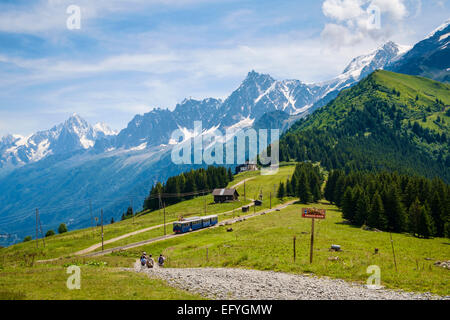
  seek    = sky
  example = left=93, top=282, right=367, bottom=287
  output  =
left=0, top=0, right=448, bottom=136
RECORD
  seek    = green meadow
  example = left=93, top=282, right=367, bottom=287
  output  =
left=1, top=163, right=449, bottom=299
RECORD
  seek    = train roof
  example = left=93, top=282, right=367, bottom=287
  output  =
left=173, top=215, right=218, bottom=224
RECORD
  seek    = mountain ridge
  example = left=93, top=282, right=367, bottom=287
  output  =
left=280, top=70, right=450, bottom=181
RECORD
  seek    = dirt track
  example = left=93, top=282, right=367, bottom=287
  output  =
left=132, top=262, right=448, bottom=300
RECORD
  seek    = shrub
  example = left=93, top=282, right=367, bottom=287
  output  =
left=58, top=223, right=68, bottom=234
left=45, top=230, right=55, bottom=237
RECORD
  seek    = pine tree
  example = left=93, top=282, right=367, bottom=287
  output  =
left=342, top=187, right=355, bottom=222
left=126, top=206, right=133, bottom=217
left=417, top=205, right=434, bottom=239
left=383, top=185, right=406, bottom=232
left=286, top=179, right=293, bottom=196
left=277, top=182, right=285, bottom=200
left=354, top=188, right=369, bottom=226
left=445, top=221, right=450, bottom=238
left=429, top=192, right=444, bottom=236
left=309, top=172, right=322, bottom=202
left=227, top=168, right=234, bottom=182
left=333, top=175, right=346, bottom=207
left=324, top=171, right=336, bottom=202
left=368, top=192, right=387, bottom=229
left=297, top=172, right=312, bottom=204
left=408, top=198, right=421, bottom=237
left=290, top=175, right=298, bottom=197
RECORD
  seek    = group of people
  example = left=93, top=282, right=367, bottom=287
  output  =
left=140, top=252, right=165, bottom=268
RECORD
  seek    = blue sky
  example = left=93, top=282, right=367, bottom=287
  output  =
left=0, top=0, right=448, bottom=136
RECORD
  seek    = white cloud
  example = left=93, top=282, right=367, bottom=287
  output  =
left=0, top=0, right=227, bottom=34
left=321, top=0, right=410, bottom=47
left=0, top=38, right=365, bottom=85
left=323, top=0, right=366, bottom=21
left=371, top=0, right=407, bottom=19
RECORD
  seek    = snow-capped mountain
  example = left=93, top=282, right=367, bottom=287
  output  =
left=0, top=114, right=116, bottom=168
left=387, top=20, right=450, bottom=82
left=101, top=41, right=408, bottom=151
left=1, top=41, right=410, bottom=164
left=309, top=41, right=411, bottom=112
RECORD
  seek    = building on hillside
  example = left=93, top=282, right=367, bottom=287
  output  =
left=235, top=161, right=258, bottom=175
left=212, top=188, right=239, bottom=203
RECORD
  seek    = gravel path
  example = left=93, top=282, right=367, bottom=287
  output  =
left=131, top=262, right=447, bottom=300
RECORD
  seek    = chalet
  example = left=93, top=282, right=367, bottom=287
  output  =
left=235, top=161, right=258, bottom=174
left=212, top=188, right=239, bottom=203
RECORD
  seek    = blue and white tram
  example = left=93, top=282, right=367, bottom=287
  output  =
left=173, top=215, right=218, bottom=234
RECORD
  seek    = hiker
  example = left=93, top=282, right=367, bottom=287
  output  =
left=158, top=254, right=165, bottom=267
left=146, top=254, right=155, bottom=268
left=140, top=252, right=147, bottom=266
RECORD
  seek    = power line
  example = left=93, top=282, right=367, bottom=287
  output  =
left=0, top=188, right=215, bottom=226
left=0, top=189, right=217, bottom=238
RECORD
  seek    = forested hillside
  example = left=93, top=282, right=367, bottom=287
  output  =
left=324, top=170, right=449, bottom=238
left=279, top=71, right=450, bottom=182
left=143, top=166, right=234, bottom=211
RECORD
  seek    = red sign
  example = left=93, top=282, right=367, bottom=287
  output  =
left=302, top=208, right=326, bottom=219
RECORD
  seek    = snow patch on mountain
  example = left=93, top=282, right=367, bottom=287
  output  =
left=425, top=19, right=450, bottom=39
left=94, top=122, right=118, bottom=137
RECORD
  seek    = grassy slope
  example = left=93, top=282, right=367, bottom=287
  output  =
left=0, top=165, right=296, bottom=261
left=303, top=71, right=450, bottom=130
left=0, top=266, right=203, bottom=300
left=0, top=186, right=253, bottom=264
left=94, top=164, right=297, bottom=251
left=0, top=167, right=296, bottom=300
left=2, top=163, right=449, bottom=298
left=119, top=201, right=450, bottom=296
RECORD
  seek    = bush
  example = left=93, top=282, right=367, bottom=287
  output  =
left=45, top=230, right=55, bottom=237
left=23, top=236, right=32, bottom=242
left=58, top=223, right=68, bottom=234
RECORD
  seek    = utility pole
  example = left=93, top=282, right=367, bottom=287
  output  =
left=163, top=202, right=166, bottom=236
left=158, top=193, right=162, bottom=216
left=270, top=192, right=272, bottom=209
left=293, top=236, right=296, bottom=262
left=310, top=218, right=315, bottom=264
left=38, top=212, right=45, bottom=247
left=130, top=199, right=134, bottom=224
left=101, top=209, right=104, bottom=251
left=390, top=233, right=398, bottom=272
left=89, top=200, right=94, bottom=229
left=244, top=180, right=246, bottom=201
left=35, top=208, right=39, bottom=248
